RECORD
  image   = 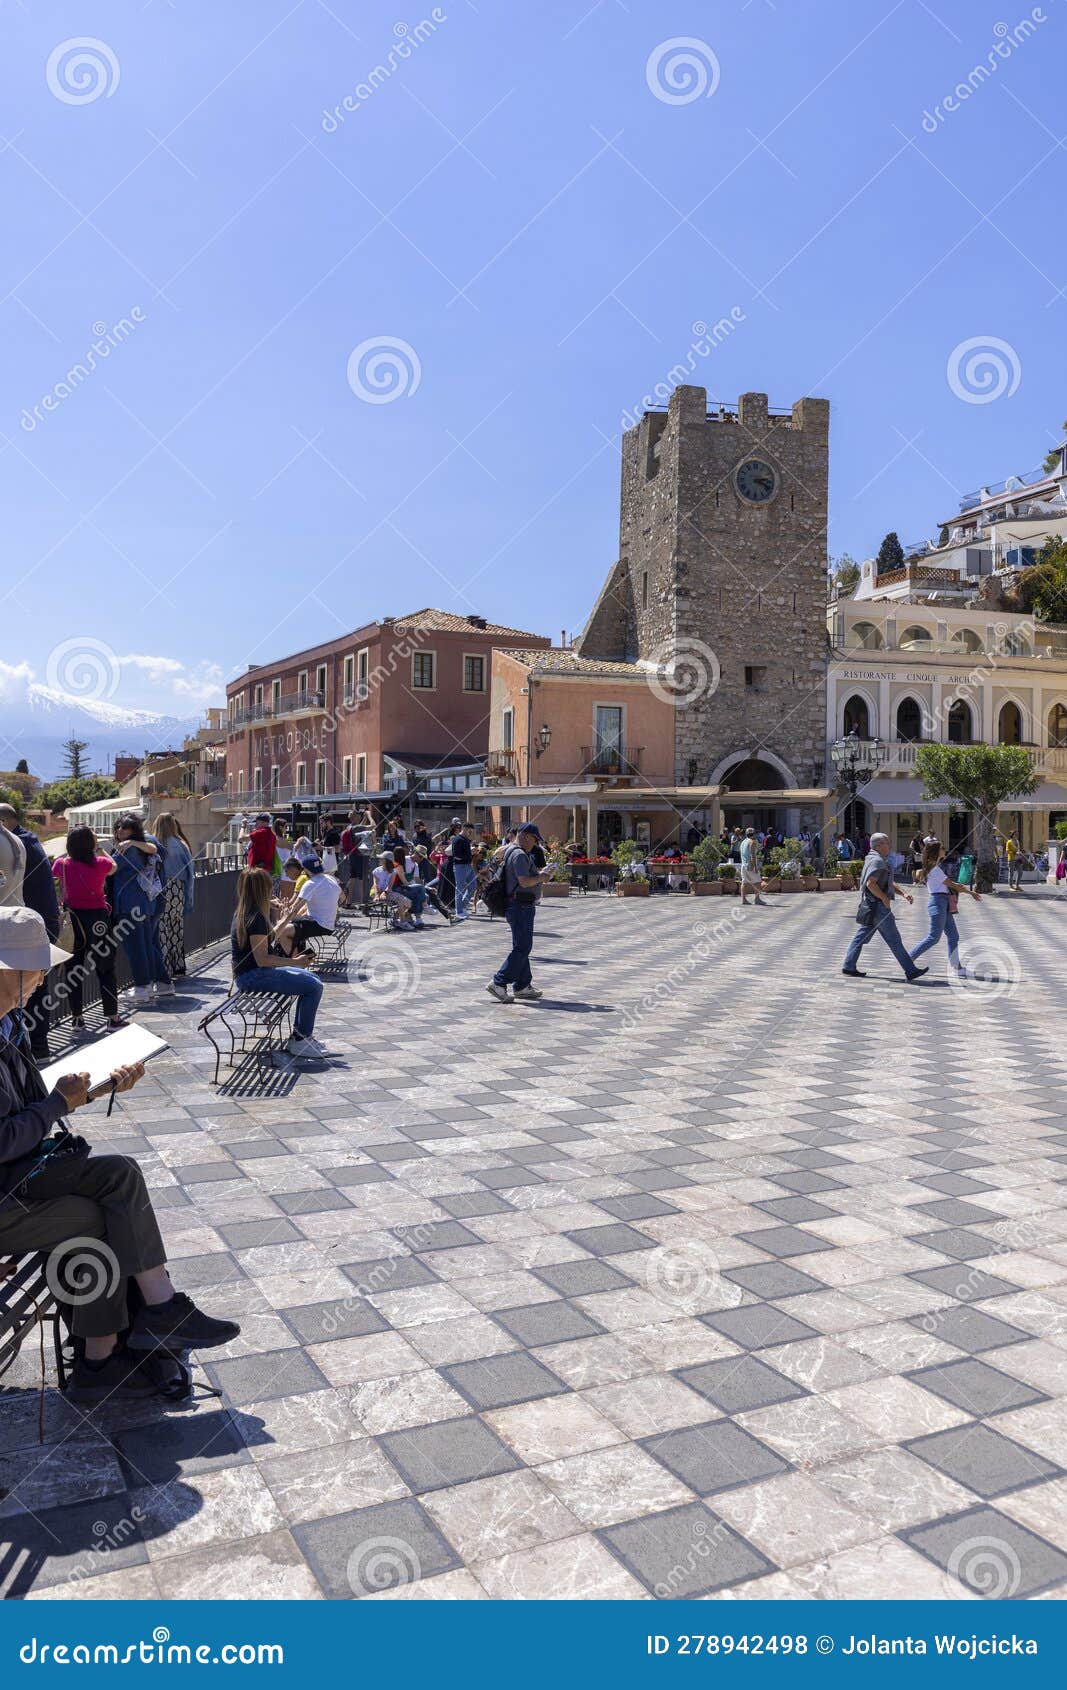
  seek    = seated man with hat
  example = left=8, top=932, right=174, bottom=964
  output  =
left=0, top=906, right=240, bottom=1404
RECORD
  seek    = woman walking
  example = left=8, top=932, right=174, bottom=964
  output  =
left=52, top=826, right=128, bottom=1033
left=108, top=814, right=171, bottom=1005
left=155, top=813, right=194, bottom=980
left=909, top=839, right=981, bottom=977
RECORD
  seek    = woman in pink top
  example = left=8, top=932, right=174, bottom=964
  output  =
left=52, top=827, right=128, bottom=1032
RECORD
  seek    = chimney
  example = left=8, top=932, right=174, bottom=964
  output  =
left=466, top=614, right=488, bottom=629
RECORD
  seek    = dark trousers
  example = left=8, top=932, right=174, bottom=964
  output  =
left=290, top=917, right=332, bottom=948
left=23, top=984, right=51, bottom=1058
left=68, top=907, right=119, bottom=1019
left=0, top=1155, right=165, bottom=1337
left=494, top=901, right=536, bottom=989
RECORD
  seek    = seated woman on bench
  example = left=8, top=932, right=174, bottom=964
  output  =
left=0, top=906, right=240, bottom=1404
left=231, top=868, right=328, bottom=1061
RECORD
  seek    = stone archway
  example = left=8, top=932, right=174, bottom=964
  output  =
left=709, top=747, right=797, bottom=790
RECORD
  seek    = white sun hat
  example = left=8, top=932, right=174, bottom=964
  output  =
left=0, top=906, right=72, bottom=971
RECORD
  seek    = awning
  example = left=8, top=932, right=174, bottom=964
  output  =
left=860, top=777, right=1067, bottom=813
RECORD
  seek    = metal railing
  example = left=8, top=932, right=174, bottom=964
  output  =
left=229, top=689, right=326, bottom=728
left=580, top=745, right=644, bottom=777
left=839, top=740, right=1067, bottom=775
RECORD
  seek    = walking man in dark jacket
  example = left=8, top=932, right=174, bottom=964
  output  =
left=487, top=823, right=552, bottom=1003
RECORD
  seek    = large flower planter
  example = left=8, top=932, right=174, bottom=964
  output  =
left=691, top=881, right=723, bottom=895
left=761, top=877, right=781, bottom=893
left=617, top=880, right=650, bottom=897
left=778, top=878, right=803, bottom=893
left=801, top=875, right=819, bottom=891
left=718, top=878, right=740, bottom=894
left=542, top=882, right=571, bottom=898
left=818, top=877, right=843, bottom=891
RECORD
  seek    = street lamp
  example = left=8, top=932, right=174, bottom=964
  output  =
left=534, top=723, right=552, bottom=759
left=829, top=728, right=885, bottom=828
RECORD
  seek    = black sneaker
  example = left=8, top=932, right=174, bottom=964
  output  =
left=66, top=1345, right=158, bottom=1405
left=129, top=1292, right=240, bottom=1352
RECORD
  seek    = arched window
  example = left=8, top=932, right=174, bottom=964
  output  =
left=899, top=625, right=933, bottom=650
left=998, top=701, right=1023, bottom=744
left=1049, top=703, right=1067, bottom=747
left=846, top=621, right=884, bottom=651
left=842, top=694, right=870, bottom=737
left=950, top=628, right=983, bottom=655
left=896, top=697, right=923, bottom=742
left=947, top=699, right=973, bottom=744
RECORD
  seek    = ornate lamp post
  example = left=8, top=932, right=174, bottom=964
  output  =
left=533, top=724, right=552, bottom=759
left=829, top=728, right=885, bottom=839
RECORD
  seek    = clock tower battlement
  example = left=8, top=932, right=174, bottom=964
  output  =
left=577, top=384, right=830, bottom=786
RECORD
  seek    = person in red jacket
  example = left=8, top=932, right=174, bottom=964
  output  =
left=246, top=814, right=277, bottom=874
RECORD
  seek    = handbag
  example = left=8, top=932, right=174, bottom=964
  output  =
left=855, top=887, right=879, bottom=928
left=56, top=907, right=75, bottom=954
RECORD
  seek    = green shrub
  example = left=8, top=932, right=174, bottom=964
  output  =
left=689, top=835, right=726, bottom=880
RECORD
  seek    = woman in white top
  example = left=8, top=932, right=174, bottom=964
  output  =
left=908, top=839, right=980, bottom=975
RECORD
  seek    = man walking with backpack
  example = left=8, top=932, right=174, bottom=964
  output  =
left=486, top=823, right=552, bottom=1003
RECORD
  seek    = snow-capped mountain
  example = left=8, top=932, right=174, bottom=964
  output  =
left=1, top=682, right=202, bottom=781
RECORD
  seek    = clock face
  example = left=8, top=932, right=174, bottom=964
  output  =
left=735, top=458, right=778, bottom=504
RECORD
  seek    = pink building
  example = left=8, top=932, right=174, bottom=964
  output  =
left=217, top=609, right=549, bottom=829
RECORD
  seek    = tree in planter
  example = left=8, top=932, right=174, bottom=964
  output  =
left=914, top=745, right=1038, bottom=892
left=611, top=839, right=648, bottom=880
left=769, top=836, right=804, bottom=878
left=688, top=835, right=726, bottom=883
left=545, top=847, right=572, bottom=883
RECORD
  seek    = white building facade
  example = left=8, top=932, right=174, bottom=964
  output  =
left=826, top=600, right=1067, bottom=854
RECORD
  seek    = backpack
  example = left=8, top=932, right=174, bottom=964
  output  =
left=482, top=849, right=513, bottom=918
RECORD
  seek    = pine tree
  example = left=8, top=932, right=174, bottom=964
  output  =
left=875, top=532, right=905, bottom=574
left=15, top=758, right=29, bottom=775
left=63, top=737, right=90, bottom=779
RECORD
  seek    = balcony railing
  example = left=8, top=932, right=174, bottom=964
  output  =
left=229, top=690, right=326, bottom=729
left=580, top=745, right=644, bottom=778
left=485, top=748, right=519, bottom=778
left=839, top=740, right=1067, bottom=776
left=342, top=683, right=370, bottom=709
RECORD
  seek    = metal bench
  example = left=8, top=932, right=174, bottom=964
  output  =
left=198, top=989, right=295, bottom=1085
left=306, top=922, right=351, bottom=968
left=0, top=1254, right=67, bottom=1392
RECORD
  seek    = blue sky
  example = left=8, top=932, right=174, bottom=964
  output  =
left=2, top=0, right=1065, bottom=715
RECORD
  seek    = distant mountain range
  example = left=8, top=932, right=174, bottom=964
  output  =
left=1, top=681, right=201, bottom=782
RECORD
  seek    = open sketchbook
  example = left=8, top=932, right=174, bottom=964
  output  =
left=39, top=1023, right=168, bottom=1098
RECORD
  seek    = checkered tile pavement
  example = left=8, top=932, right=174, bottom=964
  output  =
left=3, top=887, right=1067, bottom=1600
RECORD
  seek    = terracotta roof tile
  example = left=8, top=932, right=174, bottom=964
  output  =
left=499, top=648, right=650, bottom=678
left=392, top=609, right=549, bottom=640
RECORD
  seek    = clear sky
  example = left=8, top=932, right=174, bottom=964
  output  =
left=2, top=0, right=1064, bottom=715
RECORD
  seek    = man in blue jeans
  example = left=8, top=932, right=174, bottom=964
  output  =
left=843, top=832, right=928, bottom=982
left=450, top=822, right=477, bottom=921
left=487, top=823, right=552, bottom=1003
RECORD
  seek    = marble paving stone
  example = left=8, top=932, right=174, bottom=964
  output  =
left=583, top=1376, right=715, bottom=1439
left=342, top=1256, right=438, bottom=1294
left=640, top=1420, right=790, bottom=1496
left=700, top=1305, right=820, bottom=1352
left=532, top=1260, right=634, bottom=1297
left=908, top=1265, right=1020, bottom=1303
left=421, top=1469, right=580, bottom=1562
left=711, top=1471, right=877, bottom=1566
left=537, top=1444, right=694, bottom=1529
left=910, top=1304, right=1033, bottom=1354
left=134, top=1465, right=285, bottom=1563
left=260, top=1438, right=408, bottom=1524
left=485, top=1395, right=625, bottom=1464
left=379, top=1416, right=521, bottom=1493
left=598, top=1502, right=774, bottom=1598
left=676, top=1356, right=807, bottom=1416
left=206, top=1348, right=329, bottom=1407
left=902, top=1506, right=1067, bottom=1599
left=472, top=1533, right=647, bottom=1599
left=442, top=1351, right=569, bottom=1412
left=294, top=1499, right=460, bottom=1598
left=817, top=1447, right=975, bottom=1533
left=905, top=1424, right=1060, bottom=1499
left=282, top=1298, right=388, bottom=1343
left=722, top=1263, right=826, bottom=1299
left=908, top=1358, right=1047, bottom=1420
left=153, top=1530, right=324, bottom=1600
left=492, top=1301, right=604, bottom=1348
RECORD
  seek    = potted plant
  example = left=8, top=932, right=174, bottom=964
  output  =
left=542, top=848, right=572, bottom=897
left=818, top=845, right=843, bottom=891
left=801, top=860, right=819, bottom=892
left=840, top=857, right=865, bottom=890
left=770, top=837, right=805, bottom=891
left=612, top=839, right=650, bottom=896
left=689, top=835, right=726, bottom=894
left=717, top=861, right=739, bottom=893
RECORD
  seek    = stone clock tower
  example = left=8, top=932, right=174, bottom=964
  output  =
left=578, top=385, right=829, bottom=787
